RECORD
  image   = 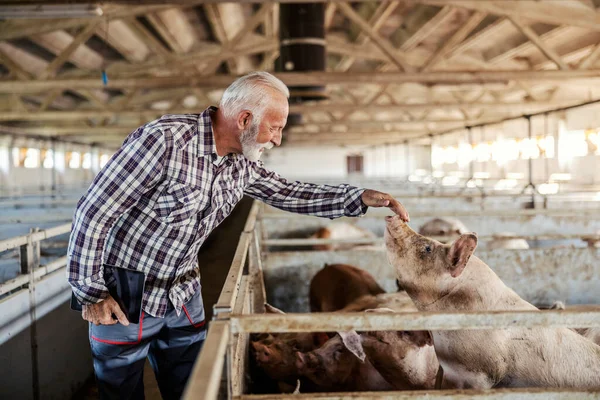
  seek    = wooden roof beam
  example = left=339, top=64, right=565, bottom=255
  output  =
left=0, top=2, right=208, bottom=40
left=508, top=18, right=570, bottom=70
left=337, top=2, right=412, bottom=72
left=579, top=42, right=600, bottom=69
left=94, top=19, right=151, bottom=62
left=0, top=46, right=33, bottom=80
left=146, top=8, right=197, bottom=54
left=420, top=0, right=600, bottom=31
left=3, top=70, right=600, bottom=93
left=336, top=1, right=400, bottom=72
left=421, top=11, right=487, bottom=72
left=122, top=17, right=171, bottom=58
left=0, top=100, right=588, bottom=122
left=37, top=22, right=101, bottom=79
left=397, top=5, right=458, bottom=52
left=202, top=4, right=272, bottom=74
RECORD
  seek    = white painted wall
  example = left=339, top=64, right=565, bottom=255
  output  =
left=263, top=144, right=425, bottom=180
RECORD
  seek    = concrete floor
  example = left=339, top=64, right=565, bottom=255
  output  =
left=74, top=197, right=254, bottom=399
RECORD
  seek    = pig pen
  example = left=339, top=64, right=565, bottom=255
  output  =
left=183, top=200, right=600, bottom=400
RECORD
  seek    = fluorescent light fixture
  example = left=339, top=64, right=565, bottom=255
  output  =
left=0, top=5, right=103, bottom=19
left=473, top=172, right=490, bottom=179
left=432, top=171, right=445, bottom=178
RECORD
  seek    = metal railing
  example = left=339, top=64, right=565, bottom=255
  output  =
left=0, top=223, right=71, bottom=296
left=183, top=200, right=600, bottom=399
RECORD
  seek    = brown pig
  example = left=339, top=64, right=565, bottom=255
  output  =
left=309, top=263, right=385, bottom=312
left=384, top=215, right=600, bottom=389
left=295, top=332, right=393, bottom=392
left=340, top=292, right=417, bottom=313
left=250, top=304, right=329, bottom=392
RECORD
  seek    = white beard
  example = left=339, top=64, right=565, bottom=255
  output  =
left=240, top=121, right=273, bottom=162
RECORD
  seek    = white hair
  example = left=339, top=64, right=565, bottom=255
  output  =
left=219, top=71, right=290, bottom=121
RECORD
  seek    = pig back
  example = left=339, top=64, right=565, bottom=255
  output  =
left=309, top=263, right=385, bottom=312
left=341, top=292, right=417, bottom=312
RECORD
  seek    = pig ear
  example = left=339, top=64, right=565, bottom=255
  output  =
left=264, top=303, right=285, bottom=314
left=402, top=330, right=433, bottom=347
left=338, top=331, right=366, bottom=362
left=295, top=352, right=306, bottom=371
left=447, top=233, right=477, bottom=277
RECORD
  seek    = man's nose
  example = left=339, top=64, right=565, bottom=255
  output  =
left=272, top=131, right=282, bottom=146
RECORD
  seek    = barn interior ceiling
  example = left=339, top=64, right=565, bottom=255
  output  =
left=1, top=0, right=600, bottom=147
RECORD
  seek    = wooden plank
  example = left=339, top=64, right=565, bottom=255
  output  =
left=0, top=47, right=33, bottom=80
left=401, top=5, right=457, bottom=52
left=579, top=42, right=600, bottom=69
left=182, top=320, right=229, bottom=400
left=235, top=388, right=600, bottom=400
left=421, top=11, right=487, bottom=71
left=122, top=17, right=171, bottom=58
left=508, top=18, right=570, bottom=71
left=0, top=223, right=70, bottom=252
left=336, top=1, right=399, bottom=72
left=34, top=24, right=102, bottom=78
left=230, top=309, right=600, bottom=334
left=213, top=232, right=251, bottom=315
left=337, top=2, right=412, bottom=72
left=421, top=0, right=600, bottom=31
left=0, top=100, right=586, bottom=122
left=3, top=70, right=600, bottom=93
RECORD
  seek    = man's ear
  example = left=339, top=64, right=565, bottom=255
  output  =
left=237, top=110, right=252, bottom=130
left=447, top=233, right=478, bottom=277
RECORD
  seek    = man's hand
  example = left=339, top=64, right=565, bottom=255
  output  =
left=82, top=295, right=129, bottom=326
left=361, top=189, right=410, bottom=222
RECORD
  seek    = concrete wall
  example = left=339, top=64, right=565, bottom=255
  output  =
left=263, top=248, right=600, bottom=313
left=0, top=302, right=92, bottom=400
left=0, top=269, right=93, bottom=400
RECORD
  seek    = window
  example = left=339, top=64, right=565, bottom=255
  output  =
left=12, top=147, right=26, bottom=167
left=42, top=149, right=54, bottom=169
left=67, top=151, right=81, bottom=169
left=24, top=148, right=40, bottom=169
left=82, top=153, right=92, bottom=169
left=346, top=154, right=364, bottom=175
left=99, top=154, right=110, bottom=168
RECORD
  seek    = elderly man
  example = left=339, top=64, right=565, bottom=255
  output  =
left=67, top=71, right=409, bottom=399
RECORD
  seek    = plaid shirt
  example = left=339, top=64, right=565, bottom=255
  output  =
left=67, top=107, right=367, bottom=318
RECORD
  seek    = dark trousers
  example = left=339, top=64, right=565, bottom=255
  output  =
left=89, top=291, right=206, bottom=400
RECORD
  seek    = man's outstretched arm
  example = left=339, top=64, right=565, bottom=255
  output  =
left=244, top=162, right=409, bottom=221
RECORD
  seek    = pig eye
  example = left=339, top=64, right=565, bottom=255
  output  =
left=425, top=245, right=432, bottom=253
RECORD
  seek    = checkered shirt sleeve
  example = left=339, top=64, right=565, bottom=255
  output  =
left=245, top=161, right=368, bottom=218
left=67, top=127, right=166, bottom=304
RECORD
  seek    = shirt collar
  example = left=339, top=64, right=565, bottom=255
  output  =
left=198, top=106, right=218, bottom=158
left=199, top=106, right=239, bottom=165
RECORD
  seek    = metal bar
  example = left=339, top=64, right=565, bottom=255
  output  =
left=182, top=320, right=229, bottom=400
left=261, top=208, right=600, bottom=219
left=262, top=233, right=600, bottom=247
left=0, top=223, right=71, bottom=252
left=230, top=309, right=600, bottom=334
left=0, top=274, right=29, bottom=295
left=34, top=256, right=68, bottom=279
left=235, top=388, right=600, bottom=399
